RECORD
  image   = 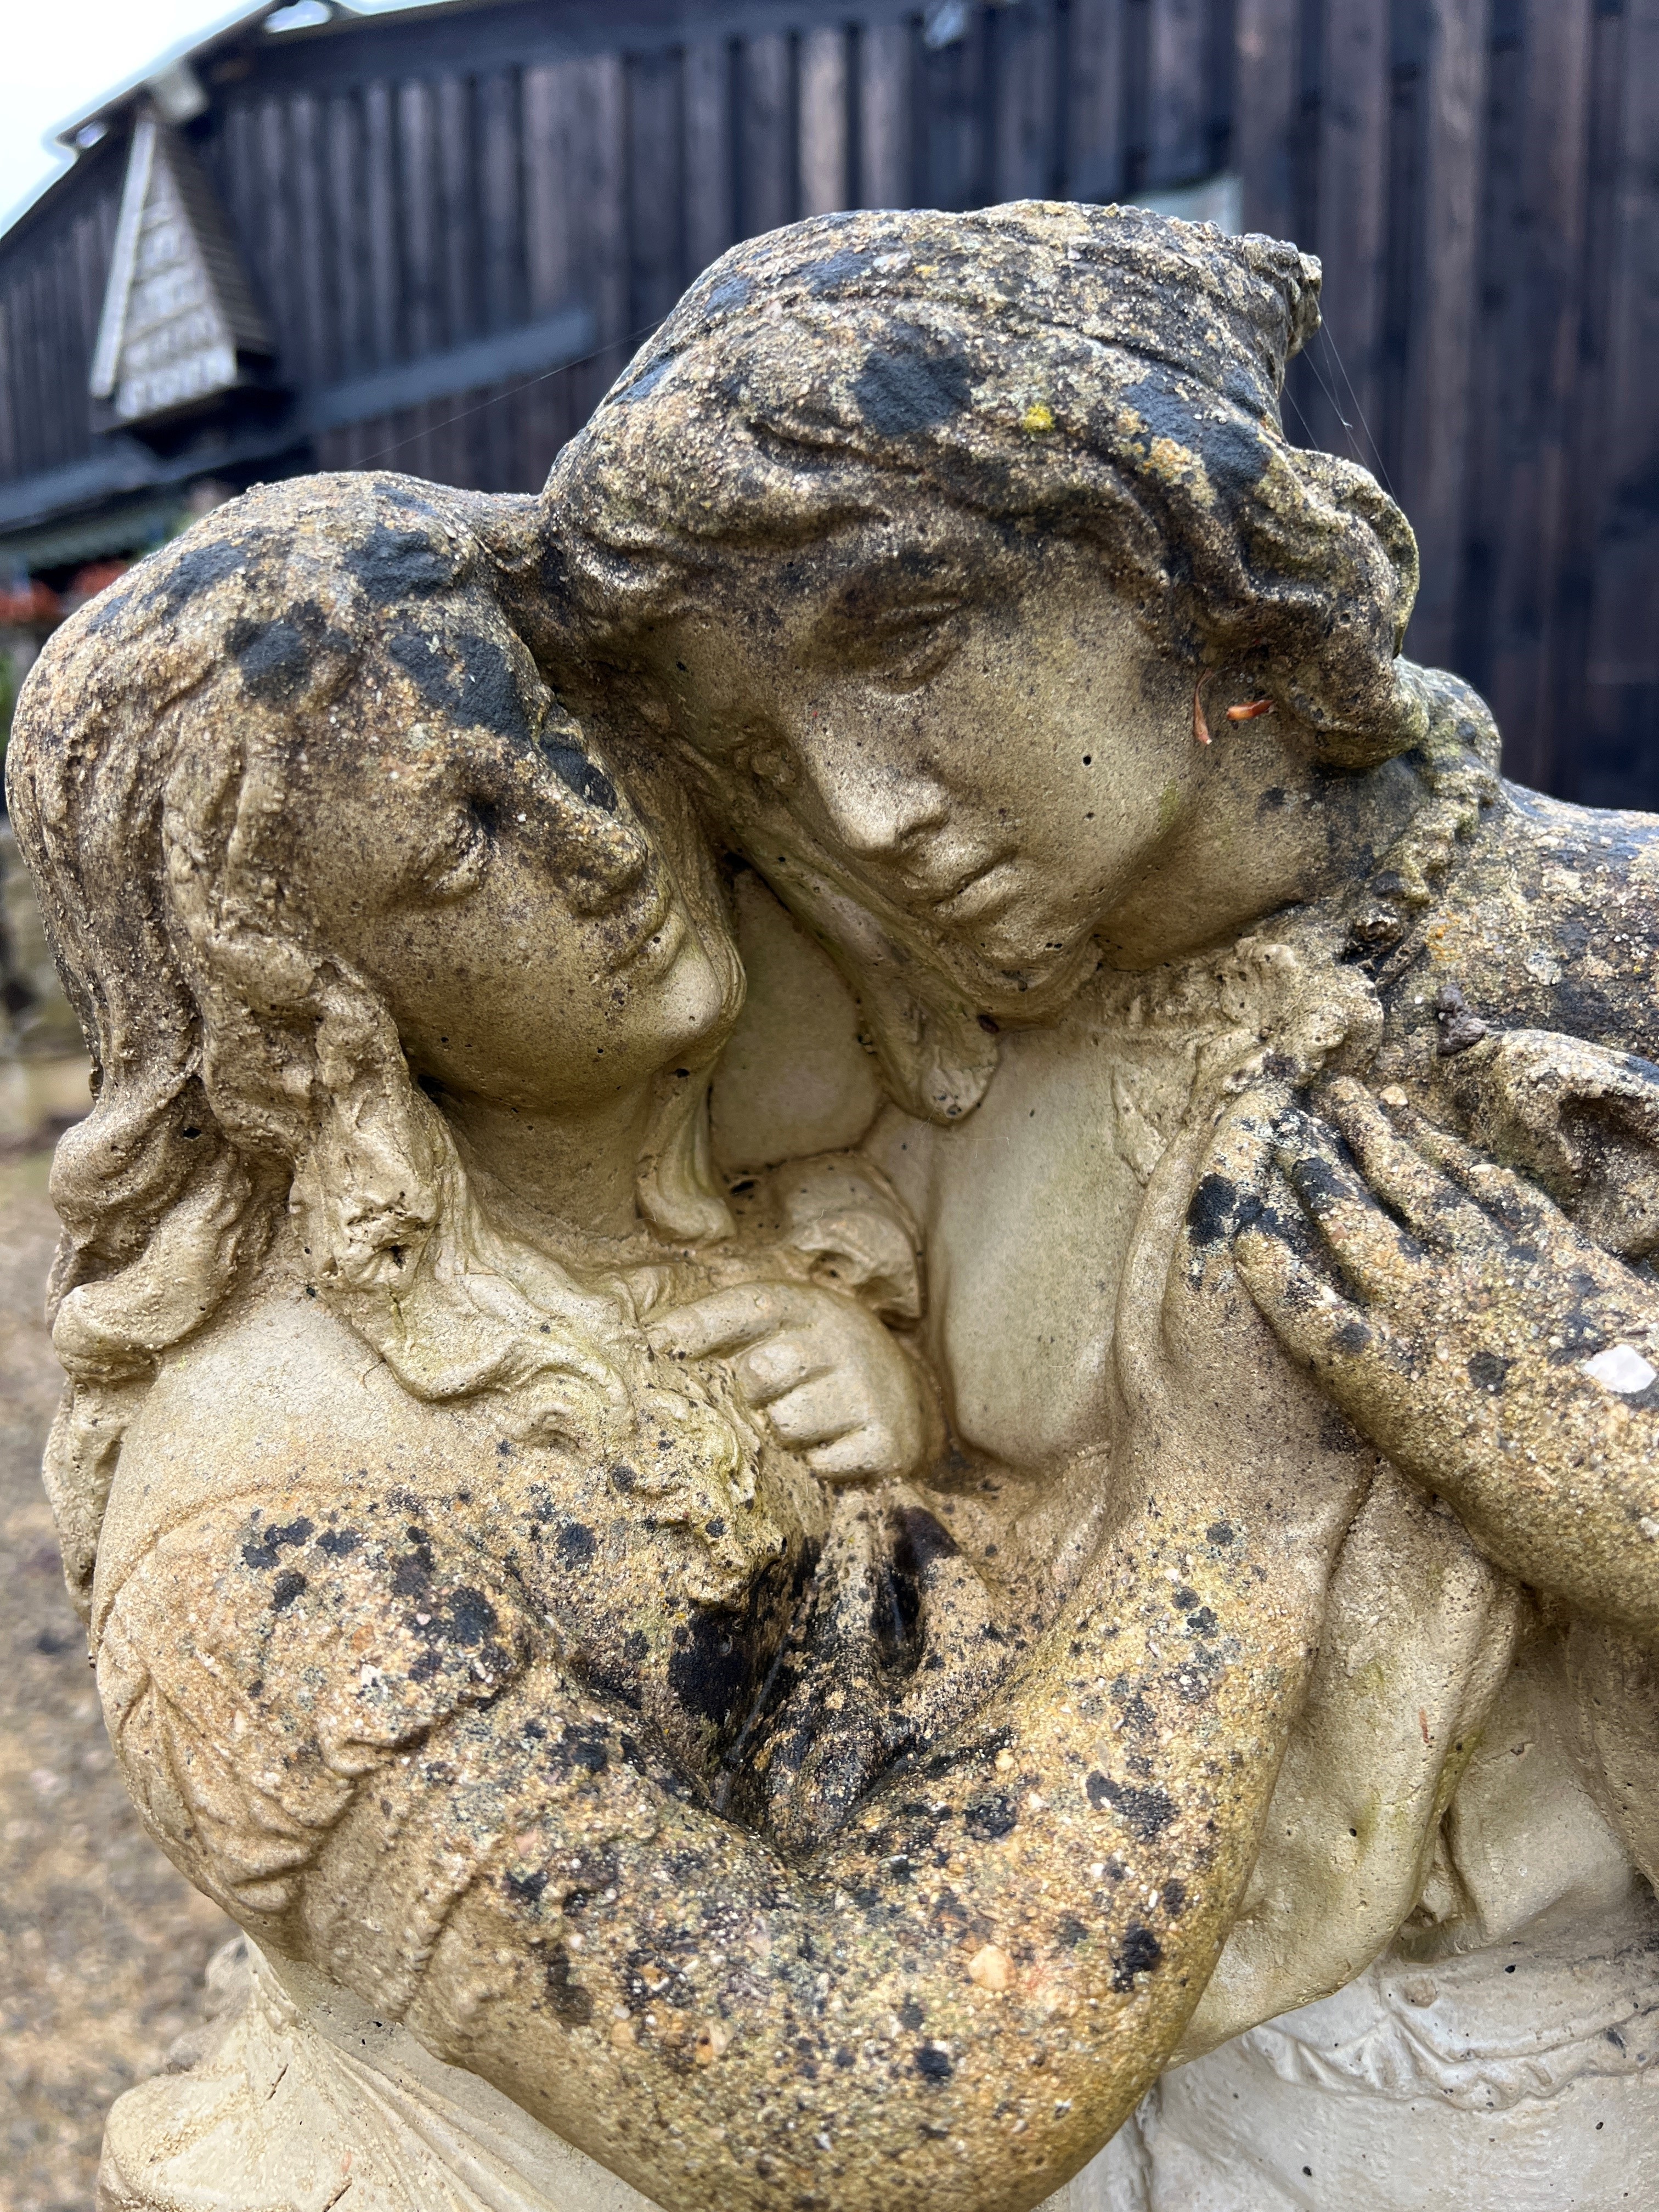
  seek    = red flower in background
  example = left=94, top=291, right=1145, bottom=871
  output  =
left=66, top=561, right=131, bottom=607
left=0, top=579, right=61, bottom=625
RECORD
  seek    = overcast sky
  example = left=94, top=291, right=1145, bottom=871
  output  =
left=1, top=0, right=436, bottom=238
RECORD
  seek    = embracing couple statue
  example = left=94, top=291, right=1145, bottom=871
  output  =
left=13, top=202, right=1659, bottom=2212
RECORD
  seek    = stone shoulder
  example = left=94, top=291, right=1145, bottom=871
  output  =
left=92, top=1279, right=481, bottom=1634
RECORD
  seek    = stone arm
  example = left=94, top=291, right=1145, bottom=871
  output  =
left=1235, top=1077, right=1659, bottom=1640
left=93, top=1109, right=1349, bottom=2212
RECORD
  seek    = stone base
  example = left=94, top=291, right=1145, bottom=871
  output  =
left=98, top=1941, right=661, bottom=2212
left=103, top=1909, right=1659, bottom=2211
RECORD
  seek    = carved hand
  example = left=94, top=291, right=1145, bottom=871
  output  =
left=645, top=1280, right=926, bottom=1482
left=1235, top=1076, right=1659, bottom=1637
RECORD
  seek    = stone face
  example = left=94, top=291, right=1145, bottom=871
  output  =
left=7, top=201, right=1658, bottom=2210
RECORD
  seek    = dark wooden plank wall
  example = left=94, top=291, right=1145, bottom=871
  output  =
left=0, top=156, right=122, bottom=489
left=1223, top=0, right=1655, bottom=800
left=1, top=0, right=1656, bottom=803
left=194, top=0, right=1255, bottom=503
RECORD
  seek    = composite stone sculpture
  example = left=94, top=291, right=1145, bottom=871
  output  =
left=9, top=201, right=1659, bottom=2211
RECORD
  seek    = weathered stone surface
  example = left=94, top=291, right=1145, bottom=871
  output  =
left=7, top=199, right=1659, bottom=2210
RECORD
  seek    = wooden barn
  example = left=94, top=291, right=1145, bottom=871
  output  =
left=1, top=0, right=1655, bottom=807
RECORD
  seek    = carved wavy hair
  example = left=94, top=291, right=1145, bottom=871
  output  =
left=8, top=473, right=746, bottom=1616
left=542, top=201, right=1433, bottom=767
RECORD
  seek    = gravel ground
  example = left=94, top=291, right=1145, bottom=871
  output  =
left=0, top=1147, right=232, bottom=2212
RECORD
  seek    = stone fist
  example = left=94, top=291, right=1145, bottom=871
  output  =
left=646, top=1280, right=927, bottom=1483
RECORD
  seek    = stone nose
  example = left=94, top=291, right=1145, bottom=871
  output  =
left=807, top=756, right=952, bottom=868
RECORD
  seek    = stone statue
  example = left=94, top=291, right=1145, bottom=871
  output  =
left=9, top=201, right=1658, bottom=2211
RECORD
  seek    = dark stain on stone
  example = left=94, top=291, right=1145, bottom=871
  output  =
left=270, top=1568, right=307, bottom=1613
left=227, top=606, right=326, bottom=706
left=242, top=1517, right=314, bottom=1571
left=544, top=1944, right=594, bottom=2024
left=1122, top=377, right=1269, bottom=503
left=1087, top=1770, right=1177, bottom=1839
left=963, top=1792, right=1018, bottom=1842
left=913, top=2042, right=953, bottom=2082
left=668, top=1607, right=752, bottom=1729
left=1186, top=1173, right=1238, bottom=1248
left=538, top=730, right=618, bottom=812
left=803, top=246, right=875, bottom=296
left=346, top=523, right=460, bottom=604
left=1111, top=1922, right=1164, bottom=1990
left=387, top=624, right=533, bottom=744
left=1468, top=1349, right=1513, bottom=1393
left=154, top=536, right=247, bottom=611
left=557, top=1521, right=597, bottom=1568
left=852, top=339, right=974, bottom=439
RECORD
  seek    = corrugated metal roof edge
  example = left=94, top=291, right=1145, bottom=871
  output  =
left=2, top=0, right=455, bottom=250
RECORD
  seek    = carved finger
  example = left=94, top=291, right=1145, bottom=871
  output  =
left=1235, top=1221, right=1411, bottom=1396
left=645, top=1283, right=810, bottom=1360
left=732, top=1335, right=823, bottom=1406
left=1319, top=1077, right=1489, bottom=1250
left=761, top=1374, right=862, bottom=1448
left=806, top=1426, right=901, bottom=1482
left=1378, top=1099, right=1559, bottom=1241
left=1272, top=1110, right=1427, bottom=1305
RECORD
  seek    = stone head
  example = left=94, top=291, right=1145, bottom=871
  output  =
left=539, top=201, right=1436, bottom=1118
left=8, top=473, right=748, bottom=1604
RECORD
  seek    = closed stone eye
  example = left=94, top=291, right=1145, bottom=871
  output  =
left=416, top=803, right=492, bottom=901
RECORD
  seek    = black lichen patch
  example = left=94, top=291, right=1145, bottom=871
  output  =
left=547, top=1722, right=612, bottom=1782
left=1122, top=377, right=1269, bottom=503
left=668, top=1607, right=753, bottom=1730
left=963, top=1792, right=1018, bottom=1842
left=1111, top=1922, right=1164, bottom=1990
left=241, top=1517, right=314, bottom=1571
left=538, top=729, right=618, bottom=812
left=803, top=245, right=877, bottom=296
left=543, top=1943, right=594, bottom=2024
left=853, top=340, right=974, bottom=439
left=346, top=522, right=461, bottom=605
left=270, top=1568, right=307, bottom=1613
left=556, top=1521, right=597, bottom=1568
left=387, top=624, right=534, bottom=744
left=913, top=2042, right=954, bottom=2082
left=1468, top=1349, right=1513, bottom=1393
left=436, top=1584, right=501, bottom=1647
left=1185, top=1173, right=1239, bottom=1248
left=153, top=535, right=248, bottom=611
left=228, top=606, right=329, bottom=706
left=1086, top=1770, right=1177, bottom=1840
